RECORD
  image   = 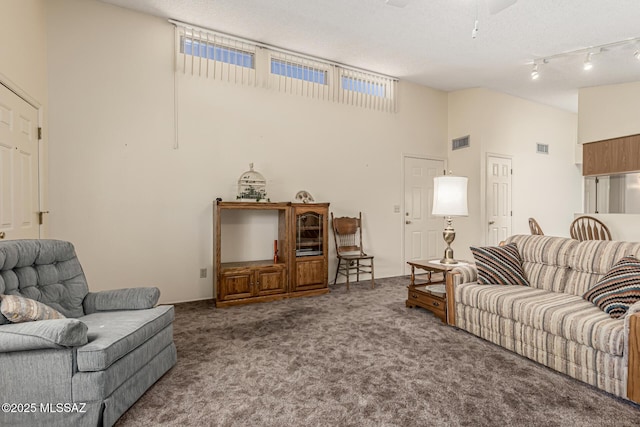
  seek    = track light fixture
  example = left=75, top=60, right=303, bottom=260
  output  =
left=529, top=36, right=640, bottom=80
left=531, top=63, right=539, bottom=80
left=583, top=52, right=594, bottom=70
left=471, top=19, right=479, bottom=39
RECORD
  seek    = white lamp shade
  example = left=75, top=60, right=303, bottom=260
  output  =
left=432, top=176, right=469, bottom=217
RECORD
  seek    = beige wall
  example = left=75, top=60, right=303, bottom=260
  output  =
left=1, top=0, right=49, bottom=235
left=44, top=0, right=590, bottom=303
left=1, top=0, right=48, bottom=101
left=578, top=81, right=640, bottom=144
left=448, top=88, right=581, bottom=260
left=46, top=0, right=448, bottom=303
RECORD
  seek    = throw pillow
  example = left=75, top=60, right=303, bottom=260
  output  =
left=0, top=294, right=66, bottom=323
left=583, top=256, right=640, bottom=319
left=470, top=243, right=530, bottom=286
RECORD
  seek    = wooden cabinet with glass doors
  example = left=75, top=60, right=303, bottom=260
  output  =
left=290, top=203, right=330, bottom=295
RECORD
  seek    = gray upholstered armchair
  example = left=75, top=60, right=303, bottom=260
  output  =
left=0, top=240, right=176, bottom=427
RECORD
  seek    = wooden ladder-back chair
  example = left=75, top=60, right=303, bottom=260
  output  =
left=570, top=215, right=612, bottom=241
left=528, top=218, right=544, bottom=235
left=331, top=212, right=374, bottom=291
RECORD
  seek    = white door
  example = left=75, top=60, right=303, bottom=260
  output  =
left=0, top=83, right=40, bottom=240
left=486, top=155, right=512, bottom=245
left=404, top=156, right=445, bottom=272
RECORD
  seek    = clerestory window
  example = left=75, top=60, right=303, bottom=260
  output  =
left=181, top=37, right=254, bottom=68
left=270, top=59, right=327, bottom=84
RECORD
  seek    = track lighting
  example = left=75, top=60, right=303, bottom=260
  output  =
left=583, top=52, right=593, bottom=70
left=531, top=63, right=539, bottom=80
left=471, top=20, right=479, bottom=39
left=529, top=36, right=640, bottom=80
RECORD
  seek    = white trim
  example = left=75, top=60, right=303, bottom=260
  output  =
left=173, top=27, right=179, bottom=150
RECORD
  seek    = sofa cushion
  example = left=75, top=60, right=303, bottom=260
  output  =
left=470, top=243, right=530, bottom=286
left=72, top=325, right=175, bottom=401
left=504, top=235, right=577, bottom=293
left=566, top=240, right=640, bottom=296
left=76, top=305, right=174, bottom=372
left=456, top=283, right=624, bottom=356
left=456, top=282, right=549, bottom=319
left=455, top=307, right=627, bottom=396
left=0, top=294, right=66, bottom=323
left=584, top=256, right=640, bottom=319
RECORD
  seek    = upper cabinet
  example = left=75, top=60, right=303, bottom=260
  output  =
left=583, top=134, right=640, bottom=176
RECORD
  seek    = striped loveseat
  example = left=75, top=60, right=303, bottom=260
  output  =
left=446, top=234, right=640, bottom=403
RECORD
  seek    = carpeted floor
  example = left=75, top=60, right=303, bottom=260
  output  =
left=116, top=277, right=640, bottom=426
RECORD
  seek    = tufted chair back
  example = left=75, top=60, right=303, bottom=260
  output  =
left=0, top=240, right=89, bottom=324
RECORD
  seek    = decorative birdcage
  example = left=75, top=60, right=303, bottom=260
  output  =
left=236, top=163, right=268, bottom=202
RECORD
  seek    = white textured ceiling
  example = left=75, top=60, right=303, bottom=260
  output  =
left=98, top=0, right=640, bottom=112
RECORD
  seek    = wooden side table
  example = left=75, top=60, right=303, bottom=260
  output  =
left=405, top=259, right=471, bottom=324
left=406, top=284, right=447, bottom=323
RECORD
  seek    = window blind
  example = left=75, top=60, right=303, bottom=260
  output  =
left=268, top=51, right=333, bottom=101
left=339, top=68, right=397, bottom=113
left=175, top=25, right=257, bottom=86
left=171, top=20, right=398, bottom=112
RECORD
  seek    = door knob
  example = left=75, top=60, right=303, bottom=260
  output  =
left=406, top=220, right=412, bottom=224
left=0, top=231, right=5, bottom=239
left=488, top=221, right=495, bottom=225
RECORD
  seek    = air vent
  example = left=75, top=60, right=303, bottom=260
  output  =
left=452, top=135, right=470, bottom=150
left=536, top=143, right=549, bottom=154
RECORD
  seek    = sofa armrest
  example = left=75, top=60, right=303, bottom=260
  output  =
left=0, top=319, right=88, bottom=352
left=452, top=264, right=478, bottom=284
left=627, top=311, right=640, bottom=403
left=445, top=265, right=478, bottom=327
left=626, top=302, right=640, bottom=403
left=83, top=287, right=160, bottom=314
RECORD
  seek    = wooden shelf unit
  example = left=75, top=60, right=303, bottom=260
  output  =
left=213, top=201, right=329, bottom=307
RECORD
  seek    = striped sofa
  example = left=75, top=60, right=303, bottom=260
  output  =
left=446, top=234, right=640, bottom=403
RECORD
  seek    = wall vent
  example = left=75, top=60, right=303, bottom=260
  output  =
left=536, top=143, right=549, bottom=154
left=452, top=135, right=470, bottom=150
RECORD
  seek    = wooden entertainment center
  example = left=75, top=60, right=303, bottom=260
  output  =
left=213, top=201, right=330, bottom=307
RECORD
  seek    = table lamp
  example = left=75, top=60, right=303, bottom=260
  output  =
left=432, top=175, right=469, bottom=264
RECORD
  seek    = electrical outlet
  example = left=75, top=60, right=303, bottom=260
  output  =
left=199, top=268, right=207, bottom=278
